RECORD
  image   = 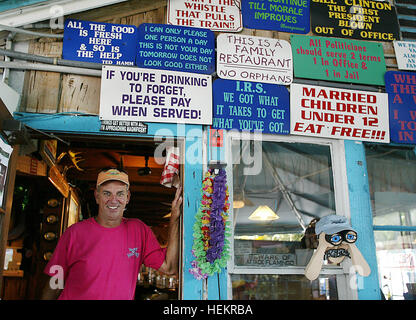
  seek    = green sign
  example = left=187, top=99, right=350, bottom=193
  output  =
left=291, top=34, right=386, bottom=85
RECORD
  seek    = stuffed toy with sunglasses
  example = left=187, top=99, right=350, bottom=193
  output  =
left=305, top=215, right=371, bottom=281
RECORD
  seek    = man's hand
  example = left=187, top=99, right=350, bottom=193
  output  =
left=158, top=185, right=182, bottom=275
left=170, top=185, right=183, bottom=222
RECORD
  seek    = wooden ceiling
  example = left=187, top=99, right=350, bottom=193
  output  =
left=56, top=136, right=179, bottom=227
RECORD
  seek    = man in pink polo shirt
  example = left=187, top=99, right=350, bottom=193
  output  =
left=41, top=168, right=182, bottom=300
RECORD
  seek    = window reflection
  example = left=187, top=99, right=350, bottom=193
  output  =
left=365, top=145, right=416, bottom=300
left=232, top=140, right=336, bottom=267
left=375, top=231, right=416, bottom=300
left=365, top=145, right=416, bottom=227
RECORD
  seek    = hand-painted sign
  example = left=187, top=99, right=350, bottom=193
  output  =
left=388, top=95, right=416, bottom=145
left=241, top=0, right=310, bottom=34
left=385, top=71, right=416, bottom=144
left=167, top=0, right=242, bottom=32
left=393, top=41, right=416, bottom=71
left=100, top=65, right=212, bottom=125
left=385, top=71, right=416, bottom=95
left=63, top=19, right=138, bottom=65
left=290, top=83, right=389, bottom=143
left=100, top=120, right=148, bottom=134
left=212, top=79, right=290, bottom=134
left=237, top=253, right=296, bottom=267
left=217, top=33, right=292, bottom=85
left=136, top=23, right=215, bottom=74
left=291, top=34, right=386, bottom=85
left=310, top=0, right=400, bottom=41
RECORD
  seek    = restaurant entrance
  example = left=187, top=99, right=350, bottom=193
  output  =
left=1, top=134, right=182, bottom=300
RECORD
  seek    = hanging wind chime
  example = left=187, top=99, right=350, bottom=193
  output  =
left=189, top=167, right=231, bottom=280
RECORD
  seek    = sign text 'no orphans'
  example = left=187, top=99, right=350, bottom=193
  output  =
left=217, top=33, right=293, bottom=85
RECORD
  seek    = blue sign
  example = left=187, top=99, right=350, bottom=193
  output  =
left=63, top=19, right=138, bottom=65
left=385, top=70, right=416, bottom=95
left=389, top=94, right=416, bottom=145
left=136, top=23, right=215, bottom=74
left=212, top=79, right=290, bottom=134
left=385, top=71, right=416, bottom=144
left=241, top=0, right=310, bottom=34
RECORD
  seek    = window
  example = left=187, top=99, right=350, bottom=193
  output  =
left=365, top=144, right=416, bottom=300
left=394, top=0, right=416, bottom=41
left=228, top=134, right=350, bottom=300
left=230, top=274, right=338, bottom=300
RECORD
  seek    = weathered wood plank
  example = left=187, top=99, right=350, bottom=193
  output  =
left=68, top=0, right=166, bottom=24
left=22, top=40, right=62, bottom=113
left=59, top=74, right=101, bottom=114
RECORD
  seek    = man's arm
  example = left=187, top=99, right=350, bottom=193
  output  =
left=41, top=278, right=62, bottom=300
left=158, top=185, right=182, bottom=275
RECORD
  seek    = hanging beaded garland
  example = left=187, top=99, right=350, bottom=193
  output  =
left=189, top=168, right=231, bottom=280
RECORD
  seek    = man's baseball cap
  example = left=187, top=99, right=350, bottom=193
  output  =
left=96, top=168, right=129, bottom=188
left=315, top=215, right=355, bottom=235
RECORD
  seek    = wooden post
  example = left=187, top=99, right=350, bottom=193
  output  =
left=0, top=145, right=19, bottom=295
left=344, top=140, right=380, bottom=300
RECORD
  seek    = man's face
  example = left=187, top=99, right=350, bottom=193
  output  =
left=94, top=180, right=130, bottom=223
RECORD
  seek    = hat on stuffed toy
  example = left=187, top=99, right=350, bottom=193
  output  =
left=315, top=215, right=356, bottom=235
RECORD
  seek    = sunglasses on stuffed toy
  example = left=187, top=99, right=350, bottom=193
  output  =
left=325, top=230, right=357, bottom=246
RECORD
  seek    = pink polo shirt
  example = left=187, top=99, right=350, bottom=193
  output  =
left=44, top=217, right=166, bottom=300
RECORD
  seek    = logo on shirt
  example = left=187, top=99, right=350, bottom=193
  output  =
left=127, top=248, right=139, bottom=258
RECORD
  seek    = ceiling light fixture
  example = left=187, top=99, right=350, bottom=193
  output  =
left=248, top=205, right=280, bottom=221
left=233, top=200, right=245, bottom=209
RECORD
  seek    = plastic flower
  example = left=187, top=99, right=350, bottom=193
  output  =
left=189, top=168, right=231, bottom=279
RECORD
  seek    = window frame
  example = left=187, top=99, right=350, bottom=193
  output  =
left=225, top=131, right=355, bottom=300
left=364, top=144, right=416, bottom=300
left=364, top=144, right=416, bottom=233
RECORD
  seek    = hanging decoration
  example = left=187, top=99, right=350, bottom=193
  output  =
left=189, top=168, right=231, bottom=280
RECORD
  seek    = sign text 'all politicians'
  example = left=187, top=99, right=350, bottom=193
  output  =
left=296, top=37, right=380, bottom=81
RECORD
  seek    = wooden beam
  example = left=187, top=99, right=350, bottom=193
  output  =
left=68, top=0, right=166, bottom=24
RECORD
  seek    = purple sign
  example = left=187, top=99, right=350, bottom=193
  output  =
left=388, top=91, right=416, bottom=145
left=385, top=71, right=416, bottom=144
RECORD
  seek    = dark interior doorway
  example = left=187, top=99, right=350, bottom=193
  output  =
left=2, top=135, right=181, bottom=300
